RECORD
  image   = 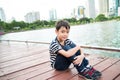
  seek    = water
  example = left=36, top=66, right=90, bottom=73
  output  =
left=0, top=20, right=120, bottom=58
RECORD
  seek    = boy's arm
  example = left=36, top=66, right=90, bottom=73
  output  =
left=58, top=45, right=80, bottom=58
left=73, top=48, right=85, bottom=65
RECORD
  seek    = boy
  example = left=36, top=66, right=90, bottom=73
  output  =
left=49, top=20, right=102, bottom=80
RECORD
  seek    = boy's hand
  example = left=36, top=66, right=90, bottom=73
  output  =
left=73, top=55, right=85, bottom=65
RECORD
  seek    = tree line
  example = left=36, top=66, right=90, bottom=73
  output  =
left=0, top=14, right=120, bottom=33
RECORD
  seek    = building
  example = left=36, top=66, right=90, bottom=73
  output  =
left=0, top=7, right=6, bottom=22
left=49, top=9, right=57, bottom=21
left=84, top=0, right=96, bottom=18
left=72, top=6, right=85, bottom=19
left=118, top=7, right=120, bottom=16
left=78, top=6, right=85, bottom=18
left=72, top=0, right=96, bottom=19
left=115, top=0, right=120, bottom=16
left=108, top=0, right=120, bottom=16
left=108, top=0, right=116, bottom=16
left=98, top=0, right=109, bottom=17
left=25, top=11, right=40, bottom=23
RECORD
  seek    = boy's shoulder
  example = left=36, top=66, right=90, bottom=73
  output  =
left=65, top=39, right=73, bottom=45
left=50, top=38, right=57, bottom=44
left=50, top=38, right=59, bottom=47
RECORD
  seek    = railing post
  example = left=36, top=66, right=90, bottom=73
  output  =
left=7, top=40, right=10, bottom=46
left=25, top=41, right=29, bottom=48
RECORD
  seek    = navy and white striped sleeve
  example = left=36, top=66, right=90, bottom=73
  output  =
left=66, top=39, right=76, bottom=48
left=49, top=42, right=62, bottom=54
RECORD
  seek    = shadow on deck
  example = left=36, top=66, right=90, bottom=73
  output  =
left=0, top=42, right=120, bottom=80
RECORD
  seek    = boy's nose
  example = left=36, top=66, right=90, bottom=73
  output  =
left=64, top=33, right=68, bottom=36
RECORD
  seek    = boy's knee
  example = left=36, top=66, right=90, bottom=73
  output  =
left=68, top=55, right=77, bottom=62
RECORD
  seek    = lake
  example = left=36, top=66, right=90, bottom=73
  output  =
left=0, top=20, right=120, bottom=58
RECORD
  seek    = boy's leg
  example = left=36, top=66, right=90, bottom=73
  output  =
left=69, top=43, right=89, bottom=66
left=69, top=43, right=89, bottom=67
left=54, top=45, right=75, bottom=70
left=62, top=45, right=89, bottom=71
left=69, top=44, right=102, bottom=79
left=54, top=45, right=80, bottom=70
left=62, top=45, right=89, bottom=68
left=54, top=53, right=71, bottom=70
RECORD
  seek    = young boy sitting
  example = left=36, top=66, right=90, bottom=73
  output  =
left=49, top=20, right=102, bottom=80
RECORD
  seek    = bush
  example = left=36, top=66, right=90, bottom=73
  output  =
left=95, top=14, right=108, bottom=22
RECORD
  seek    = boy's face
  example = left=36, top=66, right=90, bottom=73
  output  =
left=56, top=26, right=70, bottom=42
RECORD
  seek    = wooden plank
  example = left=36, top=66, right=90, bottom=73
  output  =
left=71, top=57, right=119, bottom=80
left=47, top=68, right=77, bottom=80
left=0, top=47, right=48, bottom=63
left=0, top=44, right=47, bottom=57
left=0, top=45, right=34, bottom=56
left=27, top=68, right=71, bottom=80
left=29, top=55, right=106, bottom=80
left=94, top=58, right=119, bottom=72
left=0, top=42, right=119, bottom=80
left=69, top=57, right=118, bottom=80
left=7, top=62, right=73, bottom=80
left=0, top=51, right=50, bottom=76
left=67, top=56, right=108, bottom=80
left=115, top=74, right=120, bottom=80
left=100, top=60, right=120, bottom=80
left=69, top=75, right=85, bottom=80
left=0, top=62, right=52, bottom=80
left=0, top=51, right=49, bottom=69
left=0, top=44, right=27, bottom=53
left=0, top=42, right=45, bottom=54
left=0, top=62, right=51, bottom=80
left=10, top=65, right=59, bottom=80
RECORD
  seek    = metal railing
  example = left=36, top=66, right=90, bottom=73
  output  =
left=0, top=40, right=120, bottom=52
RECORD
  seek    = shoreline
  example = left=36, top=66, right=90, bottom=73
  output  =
left=2, top=20, right=120, bottom=35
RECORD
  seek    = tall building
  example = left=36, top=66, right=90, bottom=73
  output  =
left=0, top=8, right=6, bottom=22
left=115, top=0, right=120, bottom=16
left=49, top=9, right=57, bottom=21
left=84, top=0, right=96, bottom=18
left=118, top=7, right=120, bottom=16
left=108, top=0, right=116, bottom=16
left=98, top=0, right=109, bottom=17
left=25, top=11, right=40, bottom=23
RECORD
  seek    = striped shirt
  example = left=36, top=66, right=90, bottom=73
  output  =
left=49, top=37, right=75, bottom=68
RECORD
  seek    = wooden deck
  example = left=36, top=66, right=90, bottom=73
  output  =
left=0, top=42, right=120, bottom=80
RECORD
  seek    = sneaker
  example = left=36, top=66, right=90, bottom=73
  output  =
left=79, top=68, right=94, bottom=80
left=93, top=70, right=102, bottom=79
left=89, top=67, right=102, bottom=78
left=79, top=67, right=102, bottom=80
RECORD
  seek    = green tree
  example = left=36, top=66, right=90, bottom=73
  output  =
left=95, top=14, right=108, bottom=22
left=79, top=17, right=90, bottom=24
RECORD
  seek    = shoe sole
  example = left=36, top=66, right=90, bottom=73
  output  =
left=78, top=74, right=92, bottom=80
left=79, top=74, right=102, bottom=80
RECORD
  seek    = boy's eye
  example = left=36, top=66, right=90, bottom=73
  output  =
left=61, top=30, right=69, bottom=33
left=67, top=31, right=69, bottom=33
left=61, top=30, right=65, bottom=33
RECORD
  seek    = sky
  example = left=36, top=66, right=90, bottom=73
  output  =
left=0, top=0, right=97, bottom=21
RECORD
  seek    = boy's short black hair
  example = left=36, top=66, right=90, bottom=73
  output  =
left=55, top=20, right=70, bottom=31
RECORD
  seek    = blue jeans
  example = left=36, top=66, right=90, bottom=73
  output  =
left=54, top=44, right=89, bottom=73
